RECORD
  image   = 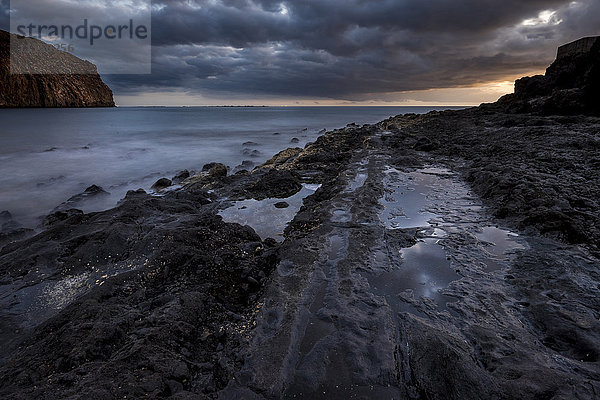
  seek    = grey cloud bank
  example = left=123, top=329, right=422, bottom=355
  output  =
left=3, top=0, right=600, bottom=103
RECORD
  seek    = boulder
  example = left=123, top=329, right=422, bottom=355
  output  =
left=152, top=178, right=173, bottom=190
left=172, top=170, right=190, bottom=183
left=0, top=211, right=12, bottom=224
left=202, top=163, right=228, bottom=178
left=245, top=169, right=302, bottom=200
left=54, top=185, right=110, bottom=212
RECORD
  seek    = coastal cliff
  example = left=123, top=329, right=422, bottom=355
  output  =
left=0, top=30, right=114, bottom=108
left=496, top=36, right=600, bottom=115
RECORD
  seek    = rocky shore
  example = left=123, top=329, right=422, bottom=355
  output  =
left=1, top=40, right=599, bottom=399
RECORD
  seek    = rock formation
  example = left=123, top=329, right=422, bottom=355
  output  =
left=496, top=36, right=600, bottom=115
left=0, top=30, right=115, bottom=107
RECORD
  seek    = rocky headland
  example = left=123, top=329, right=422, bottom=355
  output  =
left=0, top=30, right=114, bottom=107
left=0, top=39, right=599, bottom=399
left=493, top=36, right=600, bottom=116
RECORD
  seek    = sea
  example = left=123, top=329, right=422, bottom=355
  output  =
left=0, top=106, right=465, bottom=227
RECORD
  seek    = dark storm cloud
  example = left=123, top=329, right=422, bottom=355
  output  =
left=151, top=0, right=567, bottom=48
left=0, top=0, right=9, bottom=31
left=4, top=0, right=599, bottom=99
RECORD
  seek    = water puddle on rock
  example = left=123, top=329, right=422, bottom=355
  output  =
left=372, top=165, right=525, bottom=312
left=476, top=226, right=525, bottom=272
left=380, top=167, right=438, bottom=229
left=218, top=184, right=320, bottom=241
left=369, top=236, right=457, bottom=312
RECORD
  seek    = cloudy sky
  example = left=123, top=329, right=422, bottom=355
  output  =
left=2, top=0, right=599, bottom=106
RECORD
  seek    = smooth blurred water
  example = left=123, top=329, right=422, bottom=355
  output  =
left=0, top=106, right=463, bottom=227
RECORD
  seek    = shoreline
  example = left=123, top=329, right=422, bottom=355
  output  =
left=0, top=105, right=435, bottom=228
left=0, top=107, right=599, bottom=398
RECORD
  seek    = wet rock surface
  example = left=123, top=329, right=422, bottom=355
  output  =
left=172, top=170, right=191, bottom=183
left=202, top=162, right=228, bottom=178
left=152, top=178, right=173, bottom=190
left=382, top=110, right=600, bottom=253
left=222, top=118, right=600, bottom=399
left=1, top=101, right=600, bottom=398
left=0, top=185, right=278, bottom=399
left=54, top=185, right=111, bottom=212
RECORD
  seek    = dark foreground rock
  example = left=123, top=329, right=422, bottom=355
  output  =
left=0, top=187, right=278, bottom=399
left=0, top=30, right=115, bottom=108
left=0, top=121, right=372, bottom=399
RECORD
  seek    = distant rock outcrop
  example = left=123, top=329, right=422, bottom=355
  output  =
left=0, top=30, right=115, bottom=107
left=495, top=36, right=600, bottom=115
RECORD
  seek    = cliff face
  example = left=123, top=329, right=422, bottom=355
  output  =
left=496, top=36, right=600, bottom=115
left=0, top=30, right=115, bottom=108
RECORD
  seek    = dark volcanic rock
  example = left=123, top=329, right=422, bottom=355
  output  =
left=202, top=163, right=228, bottom=178
left=43, top=208, right=85, bottom=227
left=0, top=211, right=11, bottom=224
left=54, top=185, right=110, bottom=212
left=245, top=169, right=302, bottom=200
left=262, top=148, right=303, bottom=168
left=243, top=148, right=262, bottom=158
left=413, top=136, right=438, bottom=151
left=152, top=178, right=173, bottom=190
left=274, top=202, right=289, bottom=209
left=383, top=109, right=600, bottom=253
left=495, top=36, right=600, bottom=115
left=70, top=185, right=109, bottom=200
left=0, top=188, right=277, bottom=399
left=172, top=170, right=190, bottom=183
left=0, top=30, right=114, bottom=108
left=1, top=220, right=22, bottom=233
left=233, top=160, right=255, bottom=174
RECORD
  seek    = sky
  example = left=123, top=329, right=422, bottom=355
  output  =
left=2, top=0, right=599, bottom=106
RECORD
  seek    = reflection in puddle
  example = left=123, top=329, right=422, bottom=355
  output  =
left=331, top=207, right=352, bottom=223
left=374, top=165, right=525, bottom=311
left=380, top=167, right=438, bottom=229
left=219, top=184, right=320, bottom=241
left=476, top=226, right=525, bottom=271
left=345, top=173, right=367, bottom=193
left=342, top=158, right=368, bottom=193
left=368, top=238, right=458, bottom=311
left=400, top=239, right=458, bottom=299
